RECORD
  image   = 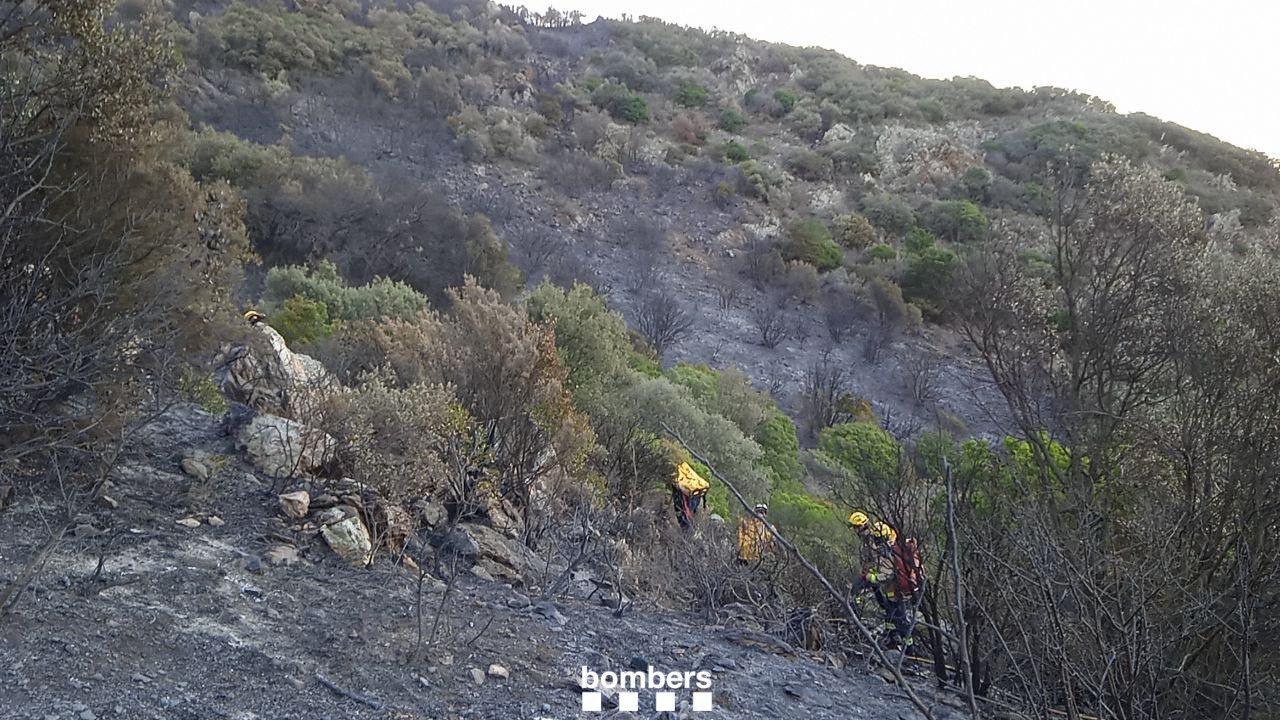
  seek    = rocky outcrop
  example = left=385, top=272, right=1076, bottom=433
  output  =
left=236, top=413, right=336, bottom=479
left=216, top=321, right=338, bottom=418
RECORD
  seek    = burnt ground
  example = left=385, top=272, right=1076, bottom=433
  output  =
left=0, top=405, right=971, bottom=720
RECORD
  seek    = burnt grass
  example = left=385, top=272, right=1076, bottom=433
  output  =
left=0, top=405, right=971, bottom=720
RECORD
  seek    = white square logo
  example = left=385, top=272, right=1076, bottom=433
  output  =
left=655, top=692, right=676, bottom=711
left=618, top=692, right=639, bottom=711
left=581, top=692, right=602, bottom=712
left=692, top=691, right=714, bottom=711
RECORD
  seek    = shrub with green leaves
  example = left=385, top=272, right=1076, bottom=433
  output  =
left=832, top=212, right=876, bottom=249
left=904, top=226, right=937, bottom=254
left=861, top=194, right=916, bottom=236
left=923, top=199, right=989, bottom=243
left=526, top=282, right=633, bottom=410
left=592, top=82, right=651, bottom=124
left=270, top=295, right=336, bottom=346
left=867, top=243, right=897, bottom=262
left=902, top=246, right=956, bottom=318
left=722, top=140, right=750, bottom=163
left=756, top=410, right=803, bottom=489
left=784, top=218, right=843, bottom=272
left=718, top=109, right=746, bottom=133
left=674, top=82, right=708, bottom=107
left=774, top=88, right=798, bottom=113
left=819, top=421, right=900, bottom=483
left=264, top=262, right=429, bottom=323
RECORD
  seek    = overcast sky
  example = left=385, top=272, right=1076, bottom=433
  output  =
left=550, top=0, right=1279, bottom=158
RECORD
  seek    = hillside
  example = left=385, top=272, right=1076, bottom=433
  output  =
left=167, top=0, right=1280, bottom=440
left=3, top=2, right=1279, bottom=719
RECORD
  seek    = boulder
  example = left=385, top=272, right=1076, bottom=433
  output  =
left=460, top=523, right=542, bottom=585
left=410, top=498, right=447, bottom=529
left=236, top=414, right=336, bottom=479
left=180, top=457, right=211, bottom=481
left=278, top=490, right=311, bottom=518
left=371, top=500, right=415, bottom=553
left=319, top=511, right=372, bottom=566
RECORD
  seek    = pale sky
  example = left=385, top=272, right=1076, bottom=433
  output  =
left=551, top=0, right=1280, bottom=158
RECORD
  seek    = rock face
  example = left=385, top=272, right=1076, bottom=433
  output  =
left=236, top=414, right=336, bottom=479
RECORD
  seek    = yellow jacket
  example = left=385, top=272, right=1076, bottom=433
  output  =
left=737, top=516, right=771, bottom=561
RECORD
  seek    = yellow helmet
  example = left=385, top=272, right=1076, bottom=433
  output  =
left=847, top=511, right=869, bottom=530
left=871, top=521, right=897, bottom=544
left=243, top=309, right=266, bottom=324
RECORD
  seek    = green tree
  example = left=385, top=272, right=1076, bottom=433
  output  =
left=867, top=243, right=897, bottom=262
left=525, top=282, right=633, bottom=410
left=756, top=411, right=803, bottom=489
left=923, top=199, right=989, bottom=243
left=901, top=246, right=956, bottom=318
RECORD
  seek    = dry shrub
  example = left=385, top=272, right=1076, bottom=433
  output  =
left=323, top=372, right=463, bottom=503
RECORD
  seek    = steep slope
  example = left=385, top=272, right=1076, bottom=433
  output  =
left=168, top=0, right=1280, bottom=441
left=0, top=404, right=961, bottom=720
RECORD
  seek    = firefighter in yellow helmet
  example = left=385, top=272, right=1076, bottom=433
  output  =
left=847, top=511, right=913, bottom=649
left=244, top=309, right=266, bottom=325
left=737, top=503, right=772, bottom=563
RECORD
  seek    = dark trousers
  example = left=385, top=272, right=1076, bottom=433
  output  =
left=875, top=590, right=914, bottom=645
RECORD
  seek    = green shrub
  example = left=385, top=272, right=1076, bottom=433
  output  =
left=867, top=243, right=897, bottom=262
left=756, top=411, right=803, bottom=488
left=718, top=109, right=746, bottom=133
left=902, top=246, right=956, bottom=318
left=722, top=140, right=750, bottom=163
left=904, top=227, right=937, bottom=254
left=264, top=262, right=429, bottom=322
left=784, top=218, right=843, bottom=272
left=819, top=421, right=900, bottom=482
left=270, top=295, right=336, bottom=346
left=774, top=88, right=798, bottom=113
left=592, top=82, right=651, bottom=124
left=922, top=200, right=989, bottom=243
left=674, top=82, right=708, bottom=107
left=832, top=212, right=876, bottom=249
left=861, top=194, right=916, bottom=236
left=526, top=282, right=633, bottom=410
left=785, top=147, right=833, bottom=181
left=179, top=365, right=229, bottom=416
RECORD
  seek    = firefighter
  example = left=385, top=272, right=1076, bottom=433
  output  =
left=737, top=503, right=771, bottom=563
left=671, top=461, right=710, bottom=529
left=847, top=511, right=913, bottom=649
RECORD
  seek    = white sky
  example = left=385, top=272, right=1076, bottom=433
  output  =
left=549, top=0, right=1280, bottom=158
